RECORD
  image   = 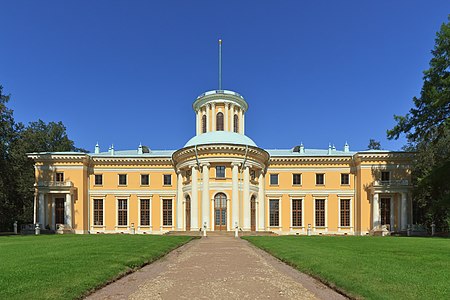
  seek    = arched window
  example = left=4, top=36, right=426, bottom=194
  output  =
left=216, top=112, right=224, bottom=131
left=202, top=115, right=207, bottom=133
left=233, top=114, right=239, bottom=133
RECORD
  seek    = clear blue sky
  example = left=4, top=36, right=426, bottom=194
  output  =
left=1, top=1, right=449, bottom=152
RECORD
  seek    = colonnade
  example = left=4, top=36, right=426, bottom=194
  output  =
left=195, top=102, right=245, bottom=135
left=36, top=192, right=73, bottom=229
left=372, top=192, right=409, bottom=231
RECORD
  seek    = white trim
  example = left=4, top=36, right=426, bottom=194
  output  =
left=268, top=167, right=351, bottom=172
left=315, top=173, right=326, bottom=186
left=36, top=165, right=87, bottom=170
left=90, top=190, right=175, bottom=196
left=266, top=190, right=354, bottom=195
left=138, top=196, right=153, bottom=230
left=140, top=173, right=150, bottom=186
left=118, top=174, right=127, bottom=186
left=115, top=196, right=130, bottom=230
left=340, top=173, right=351, bottom=186
left=268, top=197, right=282, bottom=228
left=289, top=197, right=304, bottom=231
left=160, top=197, right=175, bottom=231
left=292, top=173, right=302, bottom=186
left=313, top=196, right=328, bottom=231
left=91, top=197, right=106, bottom=231
left=93, top=168, right=174, bottom=172
left=338, top=196, right=353, bottom=230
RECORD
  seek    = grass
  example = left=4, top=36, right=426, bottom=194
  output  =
left=0, top=234, right=193, bottom=300
left=243, top=236, right=450, bottom=300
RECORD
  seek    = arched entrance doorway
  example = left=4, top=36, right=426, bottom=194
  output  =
left=185, top=195, right=191, bottom=231
left=214, top=193, right=227, bottom=231
left=250, top=196, right=256, bottom=231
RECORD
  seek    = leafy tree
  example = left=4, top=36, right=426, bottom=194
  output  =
left=388, top=17, right=450, bottom=230
left=367, top=139, right=381, bottom=150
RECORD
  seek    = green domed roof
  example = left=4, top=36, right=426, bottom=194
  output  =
left=184, top=131, right=257, bottom=147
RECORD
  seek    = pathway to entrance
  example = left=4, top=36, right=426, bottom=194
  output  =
left=86, top=237, right=346, bottom=299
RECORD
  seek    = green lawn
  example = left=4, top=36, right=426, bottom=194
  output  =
left=0, top=234, right=193, bottom=300
left=243, top=236, right=450, bottom=300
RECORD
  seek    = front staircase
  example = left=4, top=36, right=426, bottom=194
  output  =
left=165, top=230, right=277, bottom=237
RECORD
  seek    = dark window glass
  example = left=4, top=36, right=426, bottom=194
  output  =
left=93, top=199, right=103, bottom=226
left=341, top=174, right=349, bottom=185
left=340, top=199, right=350, bottom=227
left=292, top=199, right=302, bottom=227
left=118, top=174, right=127, bottom=185
left=141, top=174, right=149, bottom=185
left=118, top=199, right=127, bottom=226
left=140, top=199, right=150, bottom=226
left=163, top=199, right=172, bottom=226
left=316, top=173, right=325, bottom=185
left=94, top=174, right=103, bottom=185
left=269, top=200, right=279, bottom=227
left=315, top=199, right=325, bottom=227
left=381, top=171, right=390, bottom=182
left=250, top=170, right=256, bottom=181
left=56, top=172, right=64, bottom=182
left=270, top=174, right=278, bottom=185
left=216, top=112, right=224, bottom=131
left=163, top=174, right=172, bottom=185
left=216, top=166, right=225, bottom=178
left=233, top=114, right=239, bottom=133
left=293, top=174, right=301, bottom=185
left=202, top=115, right=207, bottom=133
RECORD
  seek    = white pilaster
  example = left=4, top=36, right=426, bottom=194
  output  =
left=196, top=110, right=200, bottom=135
left=202, top=163, right=210, bottom=230
left=390, top=197, right=395, bottom=232
left=211, top=103, right=216, bottom=132
left=191, top=165, right=199, bottom=230
left=206, top=105, right=211, bottom=132
left=401, top=192, right=408, bottom=231
left=243, top=165, right=250, bottom=230
left=177, top=171, right=183, bottom=230
left=65, top=193, right=72, bottom=228
left=225, top=103, right=229, bottom=131
left=242, top=113, right=245, bottom=134
left=51, top=197, right=55, bottom=230
left=397, top=194, right=402, bottom=232
left=39, top=192, right=45, bottom=229
left=238, top=108, right=243, bottom=134
left=372, top=193, right=379, bottom=229
left=258, top=171, right=265, bottom=231
left=232, top=162, right=239, bottom=228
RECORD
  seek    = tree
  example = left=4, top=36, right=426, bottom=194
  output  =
left=387, top=17, right=450, bottom=230
left=367, top=139, right=381, bottom=150
left=0, top=85, right=85, bottom=230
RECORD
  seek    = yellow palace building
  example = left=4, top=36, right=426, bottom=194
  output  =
left=28, top=88, right=414, bottom=236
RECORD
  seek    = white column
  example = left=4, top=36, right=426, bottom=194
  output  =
left=65, top=193, right=72, bottom=228
left=39, top=192, right=45, bottom=229
left=177, top=171, right=183, bottom=230
left=397, top=194, right=402, bottom=231
left=211, top=103, right=216, bottom=132
left=232, top=105, right=237, bottom=132
left=401, top=192, right=408, bottom=231
left=51, top=197, right=55, bottom=230
left=242, top=113, right=245, bottom=134
left=258, top=171, right=265, bottom=231
left=202, top=163, right=210, bottom=230
left=191, top=166, right=199, bottom=230
left=225, top=103, right=229, bottom=131
left=243, top=165, right=250, bottom=230
left=390, top=197, right=395, bottom=232
left=206, top=105, right=211, bottom=132
left=238, top=108, right=243, bottom=134
left=372, top=193, right=379, bottom=229
left=232, top=162, right=239, bottom=228
left=196, top=110, right=200, bottom=135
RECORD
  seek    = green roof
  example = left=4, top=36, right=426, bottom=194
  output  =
left=184, top=131, right=257, bottom=147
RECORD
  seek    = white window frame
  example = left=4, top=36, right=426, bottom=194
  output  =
left=115, top=197, right=130, bottom=228
left=138, top=196, right=152, bottom=229
left=215, top=166, right=226, bottom=178
left=163, top=174, right=172, bottom=186
left=90, top=196, right=106, bottom=231
left=118, top=174, right=127, bottom=186
left=292, top=173, right=302, bottom=186
left=160, top=197, right=174, bottom=230
left=315, top=173, right=325, bottom=185
left=313, top=196, right=328, bottom=229
left=268, top=197, right=282, bottom=228
left=269, top=173, right=279, bottom=186
left=290, top=197, right=305, bottom=228
left=340, top=173, right=350, bottom=186
left=338, top=196, right=353, bottom=229
left=140, top=174, right=150, bottom=186
left=94, top=174, right=103, bottom=186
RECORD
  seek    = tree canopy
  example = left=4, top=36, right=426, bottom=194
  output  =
left=388, top=17, right=450, bottom=230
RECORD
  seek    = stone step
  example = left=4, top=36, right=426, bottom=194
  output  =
left=166, top=230, right=277, bottom=237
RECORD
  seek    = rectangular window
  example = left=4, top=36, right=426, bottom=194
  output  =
left=117, top=199, right=127, bottom=226
left=216, top=166, right=225, bottom=178
left=341, top=174, right=349, bottom=185
left=292, top=199, right=302, bottom=227
left=270, top=174, right=278, bottom=185
left=118, top=174, right=127, bottom=185
left=94, top=174, right=103, bottom=185
left=140, top=199, right=150, bottom=226
left=269, top=199, right=279, bottom=227
left=315, top=199, right=325, bottom=227
left=163, top=174, right=172, bottom=186
left=316, top=173, right=325, bottom=185
left=162, top=199, right=172, bottom=226
left=381, top=171, right=390, bottom=182
left=55, top=172, right=64, bottom=182
left=93, top=199, right=103, bottom=226
left=141, top=174, right=149, bottom=186
left=292, top=174, right=302, bottom=185
left=340, top=199, right=350, bottom=227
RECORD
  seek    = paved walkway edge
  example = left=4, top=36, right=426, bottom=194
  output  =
left=242, top=238, right=353, bottom=300
left=82, top=237, right=198, bottom=299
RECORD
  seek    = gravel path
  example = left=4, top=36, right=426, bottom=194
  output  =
left=86, top=236, right=346, bottom=300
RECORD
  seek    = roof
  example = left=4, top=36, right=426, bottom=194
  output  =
left=266, top=149, right=356, bottom=157
left=89, top=150, right=175, bottom=158
left=184, top=131, right=257, bottom=147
